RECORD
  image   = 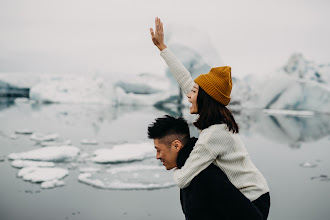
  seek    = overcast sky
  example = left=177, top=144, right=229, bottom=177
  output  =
left=1, top=0, right=330, bottom=78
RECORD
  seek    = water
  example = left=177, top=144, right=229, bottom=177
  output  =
left=1, top=98, right=330, bottom=220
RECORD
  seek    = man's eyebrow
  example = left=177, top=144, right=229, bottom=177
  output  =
left=154, top=146, right=158, bottom=149
left=193, top=86, right=198, bottom=89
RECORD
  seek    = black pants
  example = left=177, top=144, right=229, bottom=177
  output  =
left=253, top=192, right=271, bottom=220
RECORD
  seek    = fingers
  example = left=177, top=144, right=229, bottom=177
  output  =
left=150, top=28, right=154, bottom=37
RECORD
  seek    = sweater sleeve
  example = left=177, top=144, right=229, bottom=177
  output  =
left=173, top=128, right=219, bottom=188
left=160, top=48, right=195, bottom=95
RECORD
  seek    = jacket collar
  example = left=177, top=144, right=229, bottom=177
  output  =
left=177, top=137, right=197, bottom=169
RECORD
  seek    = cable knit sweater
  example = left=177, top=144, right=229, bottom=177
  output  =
left=160, top=48, right=269, bottom=201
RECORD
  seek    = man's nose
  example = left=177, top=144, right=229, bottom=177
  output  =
left=156, top=153, right=161, bottom=160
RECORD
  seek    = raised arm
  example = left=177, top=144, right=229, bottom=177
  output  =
left=150, top=17, right=194, bottom=95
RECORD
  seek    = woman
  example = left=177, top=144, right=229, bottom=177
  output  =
left=150, top=17, right=270, bottom=219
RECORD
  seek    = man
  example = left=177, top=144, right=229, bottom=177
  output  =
left=148, top=115, right=262, bottom=220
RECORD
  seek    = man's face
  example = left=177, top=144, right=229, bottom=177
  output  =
left=154, top=139, right=178, bottom=170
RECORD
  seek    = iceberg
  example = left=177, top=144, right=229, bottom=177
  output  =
left=8, top=146, right=80, bottom=162
left=78, top=164, right=175, bottom=190
left=92, top=142, right=154, bottom=163
left=248, top=53, right=330, bottom=113
left=29, top=75, right=114, bottom=104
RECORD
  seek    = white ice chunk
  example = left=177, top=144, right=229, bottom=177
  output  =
left=41, top=179, right=65, bottom=189
left=81, top=139, right=98, bottom=145
left=79, top=167, right=101, bottom=173
left=14, top=97, right=30, bottom=104
left=29, top=75, right=114, bottom=104
left=78, top=165, right=175, bottom=190
left=8, top=146, right=80, bottom=162
left=15, top=129, right=33, bottom=135
left=18, top=167, right=68, bottom=183
left=300, top=162, right=318, bottom=168
left=11, top=160, right=55, bottom=168
left=92, top=142, right=154, bottom=163
left=30, top=133, right=59, bottom=142
left=263, top=109, right=314, bottom=117
left=40, top=140, right=72, bottom=147
left=10, top=134, right=18, bottom=139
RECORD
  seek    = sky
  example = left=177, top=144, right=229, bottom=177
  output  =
left=1, top=0, right=330, bottom=78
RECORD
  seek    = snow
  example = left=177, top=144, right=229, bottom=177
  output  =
left=92, top=142, right=154, bottom=163
left=78, top=165, right=175, bottom=190
left=11, top=160, right=55, bottom=168
left=8, top=146, right=80, bottom=162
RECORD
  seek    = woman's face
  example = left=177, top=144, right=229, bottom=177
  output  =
left=187, top=83, right=199, bottom=114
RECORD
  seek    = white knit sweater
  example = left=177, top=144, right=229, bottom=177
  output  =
left=160, top=48, right=269, bottom=201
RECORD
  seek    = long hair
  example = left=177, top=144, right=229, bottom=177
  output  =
left=193, top=87, right=239, bottom=133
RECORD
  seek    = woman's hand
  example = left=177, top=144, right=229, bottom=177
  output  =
left=150, top=17, right=167, bottom=51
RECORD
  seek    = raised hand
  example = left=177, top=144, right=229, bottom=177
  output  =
left=150, top=17, right=167, bottom=51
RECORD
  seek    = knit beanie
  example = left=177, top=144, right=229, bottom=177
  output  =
left=194, top=66, right=232, bottom=106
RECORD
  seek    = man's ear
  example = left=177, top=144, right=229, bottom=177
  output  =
left=172, top=140, right=183, bottom=152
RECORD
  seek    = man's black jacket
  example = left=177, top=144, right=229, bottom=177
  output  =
left=177, top=137, right=262, bottom=220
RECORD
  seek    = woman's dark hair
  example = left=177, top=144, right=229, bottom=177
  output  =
left=193, top=87, right=239, bottom=133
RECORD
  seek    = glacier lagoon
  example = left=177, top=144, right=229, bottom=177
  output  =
left=0, top=98, right=330, bottom=220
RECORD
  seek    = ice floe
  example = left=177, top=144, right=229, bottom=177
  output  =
left=300, top=162, right=318, bottom=168
left=79, top=167, right=101, bottom=173
left=8, top=146, right=80, bottom=162
left=91, top=142, right=154, bottom=163
left=15, top=129, right=33, bottom=135
left=39, top=140, right=72, bottom=147
left=18, top=166, right=68, bottom=188
left=78, top=165, right=175, bottom=190
left=30, top=132, right=59, bottom=142
left=41, top=179, right=66, bottom=189
left=81, top=139, right=98, bottom=145
left=11, top=160, right=55, bottom=168
left=263, top=109, right=314, bottom=117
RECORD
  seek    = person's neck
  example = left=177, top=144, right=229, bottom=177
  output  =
left=176, top=137, right=197, bottom=169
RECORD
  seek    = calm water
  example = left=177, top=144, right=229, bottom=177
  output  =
left=0, top=98, right=330, bottom=220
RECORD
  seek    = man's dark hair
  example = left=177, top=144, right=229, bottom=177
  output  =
left=148, top=115, right=190, bottom=146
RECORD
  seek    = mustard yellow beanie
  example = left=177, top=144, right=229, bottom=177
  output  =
left=194, top=66, right=232, bottom=106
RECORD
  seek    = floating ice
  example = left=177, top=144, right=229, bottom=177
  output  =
left=30, top=133, right=59, bottom=142
left=79, top=167, right=101, bottom=173
left=81, top=139, right=98, bottom=145
left=300, top=162, right=318, bottom=168
left=41, top=179, right=65, bottom=189
left=263, top=109, right=314, bottom=117
left=14, top=97, right=30, bottom=104
left=92, top=142, right=154, bottom=163
left=40, top=140, right=72, bottom=147
left=18, top=167, right=68, bottom=183
left=311, top=175, right=330, bottom=182
left=10, top=134, right=18, bottom=139
left=29, top=75, right=114, bottom=104
left=8, top=146, right=80, bottom=162
left=11, top=160, right=55, bottom=168
left=78, top=165, right=175, bottom=190
left=15, top=129, right=33, bottom=135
